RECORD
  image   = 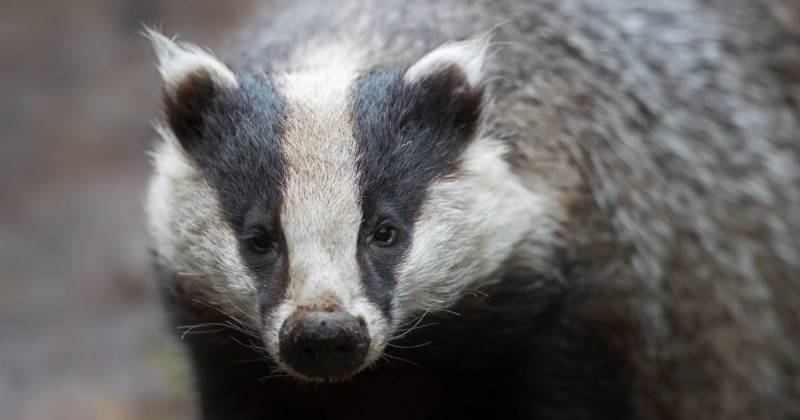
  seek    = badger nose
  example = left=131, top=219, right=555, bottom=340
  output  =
left=279, top=310, right=369, bottom=378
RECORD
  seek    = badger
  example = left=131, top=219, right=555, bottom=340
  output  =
left=144, top=0, right=800, bottom=419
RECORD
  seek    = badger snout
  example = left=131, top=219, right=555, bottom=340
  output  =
left=278, top=310, right=370, bottom=379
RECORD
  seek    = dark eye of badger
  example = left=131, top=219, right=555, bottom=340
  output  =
left=371, top=222, right=398, bottom=247
left=245, top=230, right=276, bottom=255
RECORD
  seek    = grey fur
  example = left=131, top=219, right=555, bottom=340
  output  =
left=148, top=0, right=800, bottom=419
left=235, top=0, right=800, bottom=418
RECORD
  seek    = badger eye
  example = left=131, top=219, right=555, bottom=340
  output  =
left=246, top=231, right=276, bottom=255
left=371, top=222, right=398, bottom=247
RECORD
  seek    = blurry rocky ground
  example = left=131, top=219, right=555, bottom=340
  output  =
left=0, top=1, right=264, bottom=418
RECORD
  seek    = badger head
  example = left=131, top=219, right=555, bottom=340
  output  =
left=145, top=30, right=559, bottom=382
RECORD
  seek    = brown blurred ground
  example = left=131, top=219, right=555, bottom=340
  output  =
left=0, top=1, right=264, bottom=418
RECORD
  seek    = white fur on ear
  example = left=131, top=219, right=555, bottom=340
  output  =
left=404, top=36, right=490, bottom=87
left=144, top=28, right=238, bottom=93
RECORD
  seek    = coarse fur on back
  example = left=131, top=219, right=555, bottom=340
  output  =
left=144, top=1, right=800, bottom=419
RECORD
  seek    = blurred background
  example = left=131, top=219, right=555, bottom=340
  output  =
left=2, top=1, right=800, bottom=420
left=1, top=1, right=267, bottom=418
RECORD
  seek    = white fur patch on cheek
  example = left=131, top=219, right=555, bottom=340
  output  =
left=145, top=129, right=258, bottom=324
left=393, top=138, right=561, bottom=322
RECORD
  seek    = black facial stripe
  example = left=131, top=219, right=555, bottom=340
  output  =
left=169, top=73, right=285, bottom=224
left=166, top=72, right=291, bottom=319
left=350, top=67, right=483, bottom=320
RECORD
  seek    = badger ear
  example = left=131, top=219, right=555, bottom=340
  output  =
left=400, top=38, right=488, bottom=139
left=145, top=29, right=238, bottom=143
left=404, top=37, right=488, bottom=89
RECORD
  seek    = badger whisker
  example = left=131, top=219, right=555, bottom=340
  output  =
left=390, top=310, right=428, bottom=340
left=257, top=373, right=292, bottom=383
left=228, top=335, right=268, bottom=354
left=382, top=352, right=422, bottom=368
left=190, top=298, right=258, bottom=333
left=433, top=308, right=461, bottom=317
left=395, top=309, right=429, bottom=329
left=226, top=322, right=262, bottom=340
left=221, top=293, right=258, bottom=323
left=177, top=321, right=259, bottom=340
left=386, top=340, right=433, bottom=349
left=177, top=324, right=230, bottom=340
left=390, top=322, right=439, bottom=341
left=465, top=289, right=490, bottom=299
left=258, top=366, right=292, bottom=383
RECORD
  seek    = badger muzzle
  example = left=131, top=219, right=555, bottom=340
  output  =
left=278, top=309, right=370, bottom=379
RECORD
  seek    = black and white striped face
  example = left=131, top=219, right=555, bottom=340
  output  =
left=146, top=32, right=556, bottom=381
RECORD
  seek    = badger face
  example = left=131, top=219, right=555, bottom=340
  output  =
left=146, top=31, right=557, bottom=381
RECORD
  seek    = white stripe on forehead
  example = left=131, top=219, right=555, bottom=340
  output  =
left=275, top=51, right=363, bottom=307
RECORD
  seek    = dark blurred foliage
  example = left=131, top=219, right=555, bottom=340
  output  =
left=0, top=1, right=263, bottom=418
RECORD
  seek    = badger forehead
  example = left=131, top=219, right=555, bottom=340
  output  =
left=274, top=66, right=364, bottom=310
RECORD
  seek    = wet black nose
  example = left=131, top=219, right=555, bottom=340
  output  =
left=279, top=311, right=369, bottom=378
